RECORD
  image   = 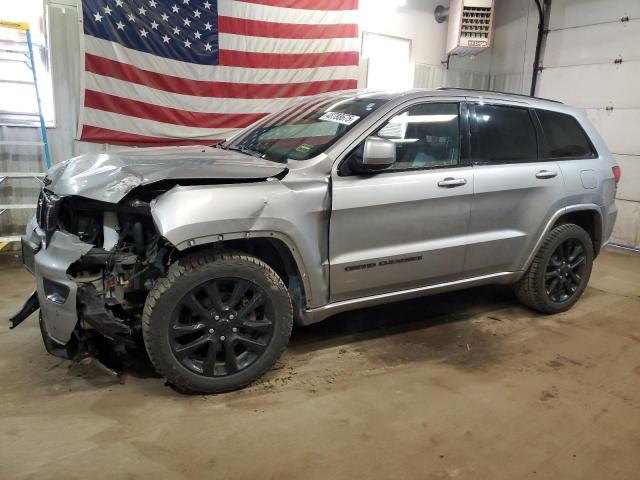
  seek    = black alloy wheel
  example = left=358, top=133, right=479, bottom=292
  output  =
left=143, top=252, right=293, bottom=394
left=170, top=277, right=275, bottom=377
left=544, top=238, right=588, bottom=303
left=514, top=223, right=594, bottom=314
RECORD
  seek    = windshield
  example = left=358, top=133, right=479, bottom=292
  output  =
left=227, top=94, right=390, bottom=163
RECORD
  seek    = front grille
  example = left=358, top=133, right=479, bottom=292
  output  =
left=36, top=190, right=45, bottom=228
left=36, top=189, right=63, bottom=245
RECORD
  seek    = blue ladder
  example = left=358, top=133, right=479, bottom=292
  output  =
left=0, top=20, right=52, bottom=245
left=0, top=19, right=51, bottom=167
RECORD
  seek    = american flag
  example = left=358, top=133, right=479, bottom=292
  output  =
left=78, top=0, right=360, bottom=145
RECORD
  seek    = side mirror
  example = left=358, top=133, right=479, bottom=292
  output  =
left=353, top=137, right=396, bottom=173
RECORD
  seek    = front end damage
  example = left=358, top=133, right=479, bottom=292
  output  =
left=9, top=146, right=311, bottom=370
left=13, top=187, right=172, bottom=363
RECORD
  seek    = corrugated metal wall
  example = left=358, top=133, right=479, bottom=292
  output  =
left=536, top=0, right=640, bottom=247
left=414, top=63, right=491, bottom=90
left=0, top=1, right=114, bottom=241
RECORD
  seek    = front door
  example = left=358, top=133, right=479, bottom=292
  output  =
left=329, top=102, right=474, bottom=302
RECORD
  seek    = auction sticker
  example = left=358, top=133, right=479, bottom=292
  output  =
left=319, top=111, right=360, bottom=126
left=296, top=143, right=312, bottom=154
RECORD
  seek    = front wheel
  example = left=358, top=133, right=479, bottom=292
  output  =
left=514, top=223, right=594, bottom=314
left=142, top=252, right=293, bottom=394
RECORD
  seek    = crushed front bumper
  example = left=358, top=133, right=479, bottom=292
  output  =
left=18, top=217, right=93, bottom=347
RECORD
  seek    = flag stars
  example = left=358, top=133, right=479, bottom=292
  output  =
left=89, top=1, right=218, bottom=56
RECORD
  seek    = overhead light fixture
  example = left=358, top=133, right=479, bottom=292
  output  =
left=374, top=0, right=407, bottom=12
left=393, top=0, right=408, bottom=7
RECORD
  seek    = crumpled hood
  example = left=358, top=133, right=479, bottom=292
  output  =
left=45, top=145, right=286, bottom=203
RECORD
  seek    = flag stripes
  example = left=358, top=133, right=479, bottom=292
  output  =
left=79, top=0, right=359, bottom=144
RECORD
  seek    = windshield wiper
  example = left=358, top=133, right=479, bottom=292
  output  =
left=225, top=145, right=288, bottom=164
left=226, top=145, right=264, bottom=158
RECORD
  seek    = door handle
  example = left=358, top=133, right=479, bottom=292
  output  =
left=535, top=170, right=558, bottom=179
left=438, top=177, right=467, bottom=188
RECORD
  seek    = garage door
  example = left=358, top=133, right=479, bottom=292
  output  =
left=536, top=0, right=640, bottom=248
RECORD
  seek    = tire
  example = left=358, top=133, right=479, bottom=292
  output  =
left=514, top=223, right=594, bottom=314
left=142, top=251, right=293, bottom=394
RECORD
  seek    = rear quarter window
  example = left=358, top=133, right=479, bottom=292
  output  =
left=536, top=109, right=597, bottom=159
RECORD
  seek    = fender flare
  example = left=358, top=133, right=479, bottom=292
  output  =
left=168, top=229, right=315, bottom=308
left=522, top=203, right=604, bottom=271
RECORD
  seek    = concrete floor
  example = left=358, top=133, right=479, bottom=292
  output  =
left=1, top=248, right=639, bottom=479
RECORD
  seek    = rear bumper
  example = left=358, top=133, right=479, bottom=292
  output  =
left=601, top=202, right=618, bottom=248
left=22, top=217, right=93, bottom=344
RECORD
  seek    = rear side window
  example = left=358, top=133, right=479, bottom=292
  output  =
left=471, top=104, right=537, bottom=164
left=536, top=109, right=597, bottom=159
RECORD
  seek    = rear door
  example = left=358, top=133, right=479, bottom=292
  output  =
left=329, top=101, right=473, bottom=302
left=464, top=102, right=566, bottom=276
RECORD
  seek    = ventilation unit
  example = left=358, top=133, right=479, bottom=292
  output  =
left=446, top=0, right=495, bottom=56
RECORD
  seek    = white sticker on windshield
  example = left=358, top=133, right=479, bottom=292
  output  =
left=319, top=111, right=361, bottom=126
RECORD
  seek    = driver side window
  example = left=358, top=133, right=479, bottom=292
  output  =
left=376, top=102, right=460, bottom=171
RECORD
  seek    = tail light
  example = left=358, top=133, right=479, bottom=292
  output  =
left=612, top=166, right=621, bottom=184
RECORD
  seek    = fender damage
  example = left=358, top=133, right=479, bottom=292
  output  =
left=150, top=163, right=332, bottom=310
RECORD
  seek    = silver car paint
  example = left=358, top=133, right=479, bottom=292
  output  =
left=24, top=218, right=93, bottom=344
left=464, top=160, right=566, bottom=276
left=30, top=88, right=618, bottom=340
left=316, top=91, right=617, bottom=321
left=151, top=159, right=333, bottom=308
left=329, top=164, right=475, bottom=302
left=47, top=145, right=286, bottom=202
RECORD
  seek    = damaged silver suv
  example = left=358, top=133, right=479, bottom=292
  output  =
left=11, top=89, right=619, bottom=393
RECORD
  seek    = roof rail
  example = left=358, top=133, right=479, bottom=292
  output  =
left=436, top=87, right=563, bottom=104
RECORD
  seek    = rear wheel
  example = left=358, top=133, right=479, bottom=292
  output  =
left=514, top=223, right=594, bottom=314
left=143, top=252, right=293, bottom=393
